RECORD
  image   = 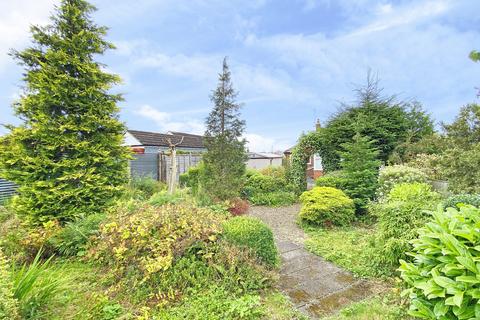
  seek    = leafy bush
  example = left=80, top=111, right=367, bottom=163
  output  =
left=127, top=177, right=166, bottom=200
left=399, top=205, right=480, bottom=319
left=222, top=216, right=278, bottom=266
left=179, top=163, right=205, bottom=195
left=259, top=166, right=286, bottom=179
left=90, top=203, right=225, bottom=279
left=370, top=183, right=440, bottom=275
left=315, top=171, right=348, bottom=189
left=377, top=165, right=428, bottom=199
left=406, top=153, right=444, bottom=180
left=249, top=191, right=297, bottom=207
left=443, top=194, right=480, bottom=210
left=0, top=249, right=19, bottom=320
left=299, top=187, right=355, bottom=227
left=242, top=171, right=297, bottom=206
left=148, top=190, right=186, bottom=206
left=48, top=213, right=106, bottom=257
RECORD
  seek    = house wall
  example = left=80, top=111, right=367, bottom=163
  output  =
left=143, top=146, right=206, bottom=154
left=247, top=158, right=282, bottom=170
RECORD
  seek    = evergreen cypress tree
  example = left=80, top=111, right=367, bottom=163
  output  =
left=202, top=57, right=247, bottom=200
left=339, top=133, right=381, bottom=213
left=0, top=0, right=130, bottom=223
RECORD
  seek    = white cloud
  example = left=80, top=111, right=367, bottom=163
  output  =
left=0, top=0, right=56, bottom=70
left=244, top=133, right=291, bottom=152
left=135, top=104, right=205, bottom=134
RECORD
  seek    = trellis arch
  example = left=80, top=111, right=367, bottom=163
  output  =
left=288, top=131, right=323, bottom=193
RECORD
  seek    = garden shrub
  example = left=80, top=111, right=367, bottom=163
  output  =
left=127, top=177, right=166, bottom=200
left=377, top=165, right=428, bottom=199
left=0, top=249, right=19, bottom=320
left=249, top=191, right=297, bottom=207
left=315, top=171, right=348, bottom=189
left=222, top=216, right=278, bottom=266
left=299, top=187, right=355, bottom=227
left=90, top=203, right=225, bottom=279
left=242, top=171, right=297, bottom=206
left=48, top=213, right=106, bottom=257
left=259, top=166, right=286, bottom=179
left=370, top=182, right=441, bottom=275
left=148, top=190, right=187, bottom=206
left=407, top=153, right=444, bottom=181
left=443, top=194, right=480, bottom=210
left=399, top=205, right=480, bottom=319
left=179, top=163, right=205, bottom=195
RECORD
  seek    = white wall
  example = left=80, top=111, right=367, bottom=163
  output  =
left=247, top=158, right=282, bottom=170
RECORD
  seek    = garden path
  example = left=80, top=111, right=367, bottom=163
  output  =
left=248, top=205, right=380, bottom=319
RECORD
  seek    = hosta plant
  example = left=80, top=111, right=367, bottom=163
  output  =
left=399, top=205, right=480, bottom=319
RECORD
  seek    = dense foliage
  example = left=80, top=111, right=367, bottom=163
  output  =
left=370, top=183, right=441, bottom=274
left=222, top=216, right=278, bottom=266
left=127, top=177, right=166, bottom=200
left=315, top=171, right=347, bottom=189
left=377, top=165, right=428, bottom=199
left=443, top=194, right=480, bottom=210
left=399, top=206, right=480, bottom=319
left=90, top=203, right=225, bottom=279
left=242, top=169, right=297, bottom=207
left=0, top=0, right=130, bottom=223
left=318, top=78, right=433, bottom=171
left=202, top=58, right=247, bottom=201
left=299, top=187, right=355, bottom=227
left=338, top=134, right=381, bottom=213
left=288, top=131, right=322, bottom=192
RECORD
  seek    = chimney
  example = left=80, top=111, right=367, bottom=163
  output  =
left=315, top=119, right=321, bottom=131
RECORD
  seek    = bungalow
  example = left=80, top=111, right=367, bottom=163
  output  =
left=247, top=152, right=283, bottom=170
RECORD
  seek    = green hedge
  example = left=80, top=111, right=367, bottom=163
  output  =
left=299, top=187, right=355, bottom=227
left=222, top=216, right=278, bottom=267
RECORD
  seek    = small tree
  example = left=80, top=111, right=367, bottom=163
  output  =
left=339, top=133, right=381, bottom=213
left=0, top=0, right=130, bottom=223
left=202, top=57, right=247, bottom=200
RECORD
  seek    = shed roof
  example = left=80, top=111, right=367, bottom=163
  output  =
left=127, top=130, right=205, bottom=149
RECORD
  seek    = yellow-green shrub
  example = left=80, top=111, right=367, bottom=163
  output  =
left=299, top=187, right=355, bottom=227
left=89, top=203, right=226, bottom=279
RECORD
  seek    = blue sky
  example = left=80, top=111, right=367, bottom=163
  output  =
left=0, top=0, right=479, bottom=151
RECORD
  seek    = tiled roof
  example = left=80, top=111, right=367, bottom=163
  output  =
left=128, top=130, right=205, bottom=148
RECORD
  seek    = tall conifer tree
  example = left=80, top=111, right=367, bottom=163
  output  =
left=202, top=57, right=247, bottom=200
left=0, top=0, right=130, bottom=223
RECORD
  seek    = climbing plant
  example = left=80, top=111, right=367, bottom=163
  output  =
left=288, top=131, right=322, bottom=193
